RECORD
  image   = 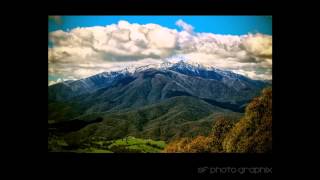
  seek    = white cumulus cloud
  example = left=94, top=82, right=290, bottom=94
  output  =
left=175, top=19, right=194, bottom=33
left=48, top=19, right=272, bottom=82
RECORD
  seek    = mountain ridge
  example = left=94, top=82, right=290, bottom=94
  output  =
left=48, top=61, right=270, bottom=151
left=49, top=61, right=270, bottom=102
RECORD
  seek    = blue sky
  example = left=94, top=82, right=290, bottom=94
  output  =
left=49, top=16, right=272, bottom=35
left=49, top=16, right=272, bottom=84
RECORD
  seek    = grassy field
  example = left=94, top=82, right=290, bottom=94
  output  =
left=108, top=136, right=166, bottom=153
left=48, top=136, right=166, bottom=153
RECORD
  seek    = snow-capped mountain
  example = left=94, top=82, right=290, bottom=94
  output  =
left=52, top=61, right=241, bottom=91
left=49, top=60, right=270, bottom=111
left=49, top=61, right=272, bottom=152
left=50, top=54, right=267, bottom=89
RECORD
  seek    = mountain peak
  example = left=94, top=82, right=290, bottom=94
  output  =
left=50, top=58, right=264, bottom=90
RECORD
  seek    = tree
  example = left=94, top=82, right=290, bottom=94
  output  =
left=187, top=135, right=220, bottom=153
left=163, top=138, right=191, bottom=153
left=164, top=87, right=272, bottom=153
left=164, top=117, right=236, bottom=153
left=223, top=87, right=272, bottom=153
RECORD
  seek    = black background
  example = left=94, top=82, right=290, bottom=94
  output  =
left=6, top=0, right=298, bottom=178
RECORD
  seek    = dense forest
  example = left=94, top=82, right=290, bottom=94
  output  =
left=49, top=87, right=271, bottom=153
left=164, top=87, right=272, bottom=153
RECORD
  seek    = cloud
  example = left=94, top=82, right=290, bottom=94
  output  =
left=48, top=78, right=64, bottom=86
left=240, top=33, right=272, bottom=58
left=175, top=19, right=194, bottom=33
left=49, top=19, right=272, bottom=81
